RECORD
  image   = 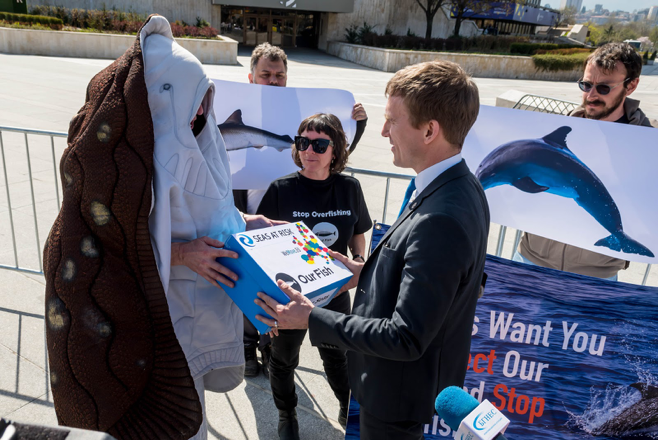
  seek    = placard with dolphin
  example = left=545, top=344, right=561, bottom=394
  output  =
left=212, top=79, right=357, bottom=190
left=460, top=105, right=658, bottom=264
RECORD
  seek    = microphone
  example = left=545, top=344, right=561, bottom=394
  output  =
left=435, top=386, right=510, bottom=440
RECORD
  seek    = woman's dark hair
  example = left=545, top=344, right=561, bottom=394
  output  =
left=293, top=113, right=349, bottom=174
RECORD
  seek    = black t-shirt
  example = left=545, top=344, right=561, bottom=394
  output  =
left=257, top=172, right=372, bottom=255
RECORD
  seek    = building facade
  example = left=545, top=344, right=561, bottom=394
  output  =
left=560, top=0, right=583, bottom=11
left=648, top=6, right=658, bottom=22
left=28, top=0, right=558, bottom=50
left=453, top=0, right=559, bottom=36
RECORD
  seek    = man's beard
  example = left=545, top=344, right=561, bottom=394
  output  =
left=582, top=90, right=626, bottom=120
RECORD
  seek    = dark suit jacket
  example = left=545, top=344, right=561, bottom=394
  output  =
left=308, top=160, right=490, bottom=423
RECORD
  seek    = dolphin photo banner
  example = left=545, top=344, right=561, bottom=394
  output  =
left=211, top=79, right=357, bottom=190
left=461, top=105, right=658, bottom=264
left=345, top=255, right=658, bottom=439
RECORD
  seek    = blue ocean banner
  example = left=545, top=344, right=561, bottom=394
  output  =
left=345, top=256, right=658, bottom=439
left=460, top=106, right=658, bottom=264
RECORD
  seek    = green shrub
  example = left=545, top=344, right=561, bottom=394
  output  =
left=532, top=52, right=589, bottom=72
left=0, top=12, right=63, bottom=28
left=511, top=42, right=581, bottom=55
left=357, top=22, right=376, bottom=44
left=534, top=47, right=592, bottom=56
left=196, top=17, right=210, bottom=28
left=651, top=50, right=657, bottom=61
left=352, top=33, right=528, bottom=54
left=345, top=24, right=358, bottom=44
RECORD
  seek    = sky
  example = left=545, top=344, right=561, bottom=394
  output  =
left=579, top=1, right=656, bottom=12
left=545, top=1, right=657, bottom=11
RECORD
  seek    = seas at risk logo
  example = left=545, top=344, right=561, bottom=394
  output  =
left=237, top=234, right=255, bottom=248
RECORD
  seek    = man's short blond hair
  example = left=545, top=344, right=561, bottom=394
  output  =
left=385, top=61, right=480, bottom=148
left=250, top=42, right=288, bottom=74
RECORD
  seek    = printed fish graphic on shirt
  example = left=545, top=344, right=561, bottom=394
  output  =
left=315, top=231, right=337, bottom=239
left=218, top=109, right=293, bottom=152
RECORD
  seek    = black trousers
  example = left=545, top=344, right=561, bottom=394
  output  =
left=243, top=315, right=271, bottom=349
left=360, top=406, right=424, bottom=440
left=269, top=291, right=352, bottom=411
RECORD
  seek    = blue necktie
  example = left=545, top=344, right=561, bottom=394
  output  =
left=398, top=178, right=416, bottom=218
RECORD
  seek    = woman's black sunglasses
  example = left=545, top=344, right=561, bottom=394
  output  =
left=577, top=78, right=630, bottom=96
left=294, top=136, right=333, bottom=154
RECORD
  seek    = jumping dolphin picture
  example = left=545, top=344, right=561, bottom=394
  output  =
left=218, top=109, right=294, bottom=152
left=475, top=126, right=654, bottom=257
left=592, top=383, right=658, bottom=436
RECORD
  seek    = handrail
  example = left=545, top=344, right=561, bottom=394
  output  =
left=0, top=126, right=67, bottom=137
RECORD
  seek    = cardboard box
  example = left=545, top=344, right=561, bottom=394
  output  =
left=220, top=222, right=353, bottom=334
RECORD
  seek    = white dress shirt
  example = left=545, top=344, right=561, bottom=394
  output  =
left=409, top=153, right=463, bottom=203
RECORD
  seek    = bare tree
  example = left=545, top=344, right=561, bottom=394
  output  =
left=556, top=6, right=577, bottom=27
left=414, top=0, right=450, bottom=39
left=449, top=0, right=517, bottom=37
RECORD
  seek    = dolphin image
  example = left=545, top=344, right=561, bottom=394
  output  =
left=475, top=126, right=654, bottom=257
left=218, top=109, right=293, bottom=152
left=592, top=383, right=658, bottom=436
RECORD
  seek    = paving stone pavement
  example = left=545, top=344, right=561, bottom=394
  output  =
left=0, top=46, right=656, bottom=439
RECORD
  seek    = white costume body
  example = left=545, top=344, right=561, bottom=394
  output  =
left=141, top=17, right=245, bottom=439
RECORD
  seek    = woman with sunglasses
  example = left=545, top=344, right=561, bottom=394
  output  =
left=257, top=113, right=372, bottom=439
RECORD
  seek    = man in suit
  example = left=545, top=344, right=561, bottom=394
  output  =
left=255, top=60, right=489, bottom=439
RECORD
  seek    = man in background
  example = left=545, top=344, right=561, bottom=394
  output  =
left=515, top=42, right=656, bottom=281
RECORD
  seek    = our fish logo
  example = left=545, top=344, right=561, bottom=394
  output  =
left=275, top=273, right=302, bottom=293
left=237, top=234, right=255, bottom=248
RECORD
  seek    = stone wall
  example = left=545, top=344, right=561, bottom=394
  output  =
left=0, top=27, right=238, bottom=64
left=319, top=0, right=479, bottom=51
left=326, top=41, right=583, bottom=81
left=28, top=0, right=222, bottom=28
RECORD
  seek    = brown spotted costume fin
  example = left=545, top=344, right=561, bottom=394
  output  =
left=43, top=15, right=202, bottom=439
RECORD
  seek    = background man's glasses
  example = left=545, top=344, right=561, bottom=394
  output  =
left=577, top=78, right=630, bottom=95
left=294, top=136, right=333, bottom=154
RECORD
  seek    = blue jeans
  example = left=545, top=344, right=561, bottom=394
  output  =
left=512, top=251, right=618, bottom=282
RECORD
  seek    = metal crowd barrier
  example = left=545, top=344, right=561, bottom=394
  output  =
left=0, top=124, right=654, bottom=285
left=512, top=94, right=578, bottom=115
left=0, top=126, right=66, bottom=276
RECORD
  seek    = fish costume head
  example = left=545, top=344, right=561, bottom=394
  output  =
left=43, top=15, right=205, bottom=439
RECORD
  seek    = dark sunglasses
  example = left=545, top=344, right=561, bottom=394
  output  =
left=294, top=136, right=333, bottom=154
left=577, top=78, right=630, bottom=95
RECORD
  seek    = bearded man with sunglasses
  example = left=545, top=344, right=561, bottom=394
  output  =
left=515, top=42, right=656, bottom=280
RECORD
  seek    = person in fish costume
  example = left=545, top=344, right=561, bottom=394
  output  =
left=43, top=15, right=279, bottom=440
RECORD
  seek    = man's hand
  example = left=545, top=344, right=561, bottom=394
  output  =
left=171, top=236, right=238, bottom=288
left=352, top=103, right=368, bottom=121
left=328, top=249, right=363, bottom=293
left=255, top=280, right=314, bottom=331
left=244, top=214, right=287, bottom=231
